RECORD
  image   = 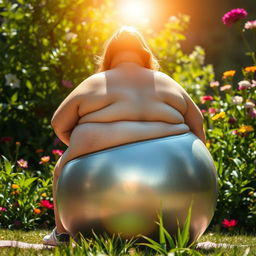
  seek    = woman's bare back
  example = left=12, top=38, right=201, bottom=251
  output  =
left=68, top=66, right=190, bottom=157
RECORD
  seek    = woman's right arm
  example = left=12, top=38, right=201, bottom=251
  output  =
left=168, top=77, right=206, bottom=144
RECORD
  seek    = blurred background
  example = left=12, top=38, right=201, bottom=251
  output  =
left=110, top=0, right=256, bottom=80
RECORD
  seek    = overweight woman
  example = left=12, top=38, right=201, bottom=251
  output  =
left=43, top=26, right=206, bottom=245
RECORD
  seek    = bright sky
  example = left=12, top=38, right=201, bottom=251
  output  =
left=117, top=0, right=153, bottom=27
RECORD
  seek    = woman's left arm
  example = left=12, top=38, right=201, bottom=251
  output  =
left=51, top=87, right=82, bottom=146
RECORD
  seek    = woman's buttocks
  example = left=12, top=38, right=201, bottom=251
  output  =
left=69, top=121, right=190, bottom=156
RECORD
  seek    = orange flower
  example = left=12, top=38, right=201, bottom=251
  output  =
left=222, top=70, right=236, bottom=79
left=244, top=66, right=256, bottom=72
left=12, top=184, right=19, bottom=189
left=15, top=141, right=21, bottom=146
left=237, top=125, right=254, bottom=133
left=11, top=190, right=19, bottom=195
left=34, top=208, right=41, bottom=214
left=36, top=149, right=44, bottom=153
left=211, top=112, right=226, bottom=120
left=40, top=156, right=50, bottom=163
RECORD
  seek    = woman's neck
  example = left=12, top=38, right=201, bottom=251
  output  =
left=110, top=51, right=144, bottom=69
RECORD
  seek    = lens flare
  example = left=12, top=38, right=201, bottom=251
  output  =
left=118, top=0, right=152, bottom=25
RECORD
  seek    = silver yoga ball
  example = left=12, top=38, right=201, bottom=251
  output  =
left=56, top=132, right=218, bottom=242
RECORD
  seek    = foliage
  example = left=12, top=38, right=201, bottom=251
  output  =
left=0, top=155, right=54, bottom=230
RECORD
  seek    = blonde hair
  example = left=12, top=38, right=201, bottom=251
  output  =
left=96, top=26, right=160, bottom=72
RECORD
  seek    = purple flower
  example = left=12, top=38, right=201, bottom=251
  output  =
left=61, top=80, right=73, bottom=88
left=53, top=138, right=61, bottom=146
left=222, top=8, right=248, bottom=26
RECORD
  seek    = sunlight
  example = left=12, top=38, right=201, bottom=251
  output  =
left=117, top=0, right=153, bottom=26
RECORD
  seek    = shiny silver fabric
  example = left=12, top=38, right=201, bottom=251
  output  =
left=56, top=131, right=218, bottom=242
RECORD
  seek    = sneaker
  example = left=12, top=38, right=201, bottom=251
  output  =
left=43, top=227, right=70, bottom=246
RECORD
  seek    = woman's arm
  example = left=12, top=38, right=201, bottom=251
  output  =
left=51, top=82, right=85, bottom=146
left=168, top=77, right=206, bottom=144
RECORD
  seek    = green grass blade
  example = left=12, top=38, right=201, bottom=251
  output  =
left=180, top=203, right=193, bottom=247
left=138, top=242, right=168, bottom=255
left=157, top=211, right=167, bottom=250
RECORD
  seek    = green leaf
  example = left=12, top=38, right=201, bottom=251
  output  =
left=24, top=177, right=37, bottom=187
left=11, top=92, right=18, bottom=103
left=25, top=80, right=33, bottom=90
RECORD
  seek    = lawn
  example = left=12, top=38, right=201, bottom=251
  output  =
left=0, top=229, right=255, bottom=255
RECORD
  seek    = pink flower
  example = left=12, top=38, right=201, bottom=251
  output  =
left=52, top=149, right=64, bottom=156
left=220, top=84, right=232, bottom=91
left=238, top=80, right=251, bottom=90
left=208, top=108, right=218, bottom=114
left=40, top=200, right=54, bottom=209
left=210, top=81, right=220, bottom=88
left=0, top=207, right=7, bottom=212
left=248, top=108, right=256, bottom=118
left=1, top=136, right=13, bottom=142
left=222, top=219, right=238, bottom=228
left=17, top=159, right=28, bottom=168
left=200, top=109, right=207, bottom=113
left=61, top=80, right=73, bottom=88
left=200, top=95, right=213, bottom=104
left=222, top=8, right=248, bottom=26
left=244, top=20, right=256, bottom=30
left=232, top=130, right=238, bottom=135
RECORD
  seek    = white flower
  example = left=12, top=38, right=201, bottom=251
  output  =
left=64, top=32, right=78, bottom=41
left=231, top=96, right=243, bottom=104
left=5, top=73, right=20, bottom=88
left=244, top=20, right=256, bottom=30
left=244, top=101, right=255, bottom=109
left=238, top=80, right=251, bottom=89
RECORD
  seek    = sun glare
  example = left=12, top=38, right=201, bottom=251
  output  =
left=118, top=0, right=152, bottom=26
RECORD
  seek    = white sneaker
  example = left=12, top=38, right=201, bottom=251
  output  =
left=43, top=227, right=70, bottom=246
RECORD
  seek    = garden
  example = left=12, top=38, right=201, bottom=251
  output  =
left=0, top=0, right=255, bottom=255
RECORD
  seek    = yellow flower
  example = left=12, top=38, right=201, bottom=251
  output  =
left=12, top=184, right=19, bottom=189
left=244, top=66, right=256, bottom=73
left=237, top=125, right=254, bottom=133
left=41, top=193, right=47, bottom=197
left=34, top=208, right=41, bottom=214
left=211, top=112, right=226, bottom=120
left=222, top=70, right=236, bottom=78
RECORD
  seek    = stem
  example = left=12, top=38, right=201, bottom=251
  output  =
left=235, top=22, right=256, bottom=64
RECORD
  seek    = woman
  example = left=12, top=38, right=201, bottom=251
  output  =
left=43, top=26, right=206, bottom=245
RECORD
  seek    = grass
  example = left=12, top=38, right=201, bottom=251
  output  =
left=0, top=229, right=255, bottom=255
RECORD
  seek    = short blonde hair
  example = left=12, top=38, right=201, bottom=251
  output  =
left=96, top=26, right=160, bottom=72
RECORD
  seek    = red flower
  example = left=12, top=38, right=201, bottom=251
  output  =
left=200, top=95, right=213, bottom=104
left=40, top=200, right=54, bottom=209
left=1, top=136, right=13, bottom=142
left=222, top=219, right=238, bottom=228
